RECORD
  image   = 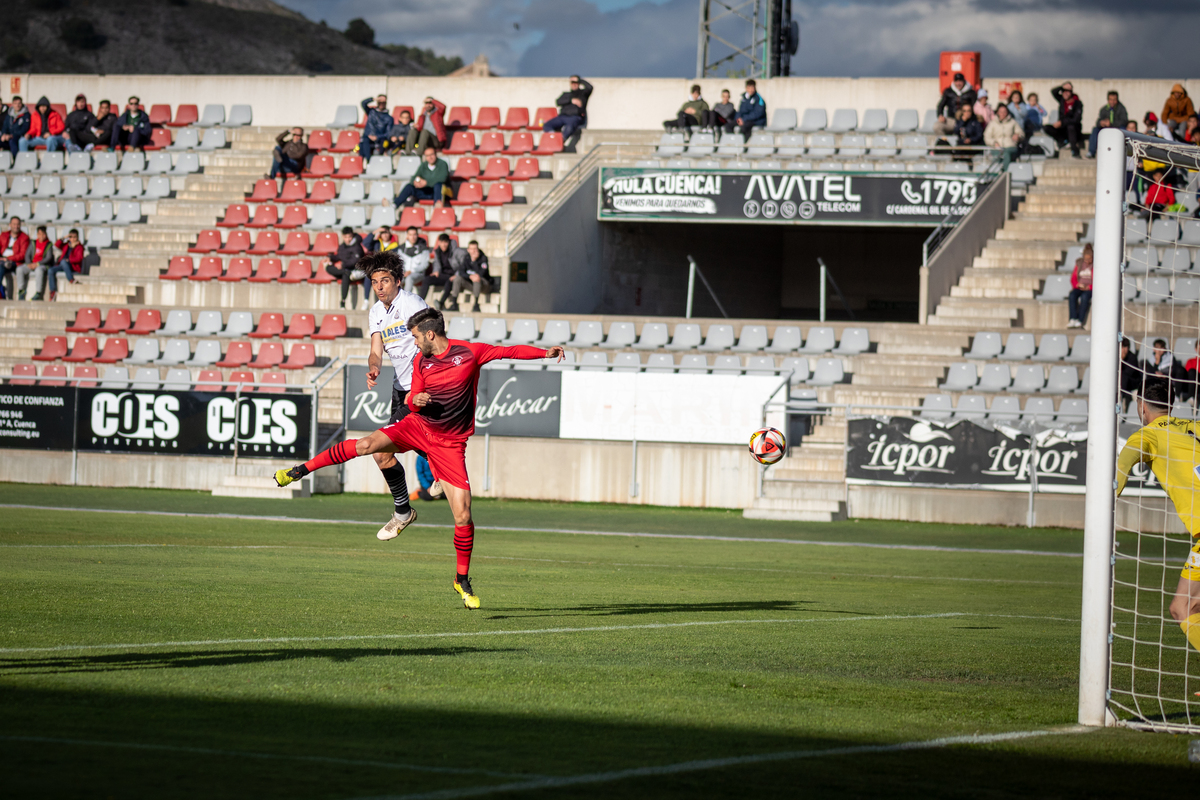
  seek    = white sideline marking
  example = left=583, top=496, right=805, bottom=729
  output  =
left=0, top=735, right=537, bottom=779
left=0, top=503, right=1084, bottom=558
left=351, top=727, right=1093, bottom=800
left=0, top=612, right=1078, bottom=656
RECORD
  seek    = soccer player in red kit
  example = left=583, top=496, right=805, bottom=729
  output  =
left=275, top=308, right=564, bottom=608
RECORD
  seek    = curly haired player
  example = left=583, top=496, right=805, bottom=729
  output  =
left=275, top=308, right=564, bottom=609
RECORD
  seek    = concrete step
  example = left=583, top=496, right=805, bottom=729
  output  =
left=212, top=475, right=310, bottom=499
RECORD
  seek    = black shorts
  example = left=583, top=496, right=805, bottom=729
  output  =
left=390, top=387, right=412, bottom=424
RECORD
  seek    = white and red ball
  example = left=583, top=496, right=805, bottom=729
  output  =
left=748, top=427, right=787, bottom=465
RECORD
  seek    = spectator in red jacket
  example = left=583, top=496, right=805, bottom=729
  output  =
left=1144, top=168, right=1176, bottom=214
left=0, top=216, right=30, bottom=300
left=1068, top=243, right=1094, bottom=328
left=406, top=97, right=446, bottom=154
left=19, top=96, right=66, bottom=152
left=47, top=229, right=84, bottom=300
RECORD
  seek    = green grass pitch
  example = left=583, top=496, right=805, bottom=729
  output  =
left=0, top=482, right=1195, bottom=797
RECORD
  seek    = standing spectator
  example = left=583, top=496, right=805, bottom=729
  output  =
left=984, top=103, right=1023, bottom=169
left=397, top=226, right=432, bottom=295
left=18, top=225, right=54, bottom=301
left=359, top=94, right=393, bottom=159
left=426, top=233, right=463, bottom=309
left=972, top=88, right=994, bottom=125
left=701, top=89, right=736, bottom=134
left=389, top=109, right=413, bottom=154
left=951, top=105, right=984, bottom=162
left=321, top=226, right=367, bottom=309
left=935, top=73, right=977, bottom=136
left=543, top=76, right=593, bottom=142
left=1162, top=84, right=1196, bottom=139
left=1067, top=243, right=1094, bottom=329
left=0, top=96, right=31, bottom=157
left=64, top=94, right=96, bottom=153
left=451, top=240, right=492, bottom=312
left=1144, top=112, right=1175, bottom=141
left=664, top=85, right=708, bottom=136
left=47, top=229, right=83, bottom=300
left=1043, top=82, right=1083, bottom=158
left=1007, top=89, right=1035, bottom=140
left=115, top=96, right=151, bottom=150
left=734, top=79, right=766, bottom=138
left=0, top=216, right=30, bottom=300
left=406, top=96, right=447, bottom=154
left=270, top=127, right=311, bottom=183
left=19, top=97, right=65, bottom=152
left=389, top=146, right=450, bottom=208
left=1088, top=91, right=1128, bottom=158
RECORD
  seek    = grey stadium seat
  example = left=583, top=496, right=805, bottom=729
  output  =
left=539, top=320, right=572, bottom=345
left=859, top=109, right=888, bottom=133
left=99, top=367, right=130, bottom=389
left=1023, top=397, right=1056, bottom=424
left=573, top=321, right=605, bottom=346
left=339, top=206, right=366, bottom=228
left=1125, top=246, right=1158, bottom=275
left=477, top=318, right=508, bottom=344
left=1172, top=278, right=1200, bottom=304
left=890, top=109, right=920, bottom=133
left=828, top=109, right=858, bottom=132
left=37, top=151, right=64, bottom=172
left=1182, top=220, right=1200, bottom=245
left=677, top=354, right=708, bottom=374
left=1032, top=334, right=1069, bottom=362
left=1160, top=249, right=1193, bottom=273
left=163, top=369, right=193, bottom=389
left=1007, top=163, right=1034, bottom=185
left=395, top=157, right=421, bottom=181
left=797, top=109, right=827, bottom=132
left=663, top=159, right=691, bottom=169
left=115, top=202, right=142, bottom=225
left=1149, top=219, right=1179, bottom=243
left=221, top=311, right=254, bottom=338
left=806, top=134, right=836, bottom=158
left=198, top=128, right=227, bottom=150
left=765, top=108, right=798, bottom=131
left=6, top=175, right=34, bottom=197
left=766, top=326, right=801, bottom=353
left=699, top=324, right=735, bottom=351
left=1043, top=366, right=1080, bottom=394
left=330, top=105, right=359, bottom=128
left=1139, top=276, right=1171, bottom=303
left=715, top=133, right=746, bottom=157
left=145, top=152, right=173, bottom=174
left=1037, top=274, right=1071, bottom=303
left=898, top=135, right=929, bottom=159
left=145, top=177, right=171, bottom=200
left=966, top=332, right=1003, bottom=359
left=85, top=227, right=112, bottom=249
left=116, top=177, right=143, bottom=199
left=1124, top=218, right=1147, bottom=244
left=366, top=181, right=395, bottom=203
left=546, top=351, right=577, bottom=372
left=998, top=333, right=1035, bottom=361
left=124, top=338, right=161, bottom=365
left=12, top=152, right=39, bottom=172
left=977, top=364, right=1011, bottom=392
left=365, top=157, right=394, bottom=178
left=305, top=205, right=337, bottom=229
left=732, top=325, right=768, bottom=352
left=194, top=310, right=225, bottom=336
left=633, top=322, right=669, bottom=350
left=59, top=202, right=86, bottom=223
left=776, top=133, right=806, bottom=158
left=65, top=152, right=90, bottom=173
left=507, top=319, right=540, bottom=344
left=685, top=132, right=716, bottom=157
left=30, top=201, right=58, bottom=223
left=645, top=353, right=675, bottom=373
left=1066, top=335, right=1091, bottom=363
left=866, top=134, right=898, bottom=158
left=446, top=316, right=475, bottom=340
left=333, top=180, right=365, bottom=205
left=988, top=396, right=1022, bottom=422
left=156, top=339, right=192, bottom=365
left=832, top=327, right=870, bottom=355
left=745, top=133, right=776, bottom=158
left=655, top=132, right=686, bottom=156
left=601, top=321, right=637, bottom=348
left=85, top=201, right=113, bottom=224
left=780, top=357, right=809, bottom=382
left=711, top=355, right=742, bottom=374
left=666, top=323, right=701, bottom=350
left=798, top=326, right=836, bottom=354
left=167, top=128, right=200, bottom=150
left=953, top=395, right=987, bottom=421
left=118, top=151, right=145, bottom=174
left=162, top=310, right=193, bottom=335
left=172, top=153, right=201, bottom=174
left=745, top=356, right=776, bottom=374
left=228, top=105, right=253, bottom=126
left=838, top=135, right=867, bottom=157
left=1010, top=365, right=1046, bottom=393
left=808, top=358, right=845, bottom=386
left=920, top=393, right=953, bottom=420
left=940, top=363, right=977, bottom=391
left=198, top=104, right=226, bottom=127
left=1056, top=398, right=1088, bottom=424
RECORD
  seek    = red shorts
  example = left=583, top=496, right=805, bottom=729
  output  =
left=380, top=414, right=470, bottom=491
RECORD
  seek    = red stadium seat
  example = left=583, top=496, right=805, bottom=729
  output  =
left=92, top=338, right=128, bottom=364
left=259, top=371, right=288, bottom=393
left=225, top=370, right=255, bottom=391
left=250, top=342, right=284, bottom=368
left=453, top=157, right=481, bottom=181
left=11, top=364, right=37, bottom=385
left=51, top=103, right=68, bottom=121
left=218, top=230, right=252, bottom=254
left=249, top=313, right=284, bottom=339
left=280, top=313, right=316, bottom=339
left=397, top=207, right=426, bottom=230
left=278, top=179, right=309, bottom=203
left=307, top=264, right=335, bottom=284
left=310, top=232, right=338, bottom=255
left=304, top=180, right=336, bottom=204
left=532, top=107, right=557, bottom=129
left=280, top=343, right=315, bottom=370
left=279, top=231, right=311, bottom=256
left=279, top=258, right=313, bottom=283
left=161, top=256, right=194, bottom=279
left=248, top=258, right=283, bottom=283
left=303, top=155, right=335, bottom=179
left=247, top=180, right=278, bottom=202
left=480, top=158, right=511, bottom=181
left=330, top=130, right=360, bottom=153
left=191, top=257, right=223, bottom=281
left=446, top=107, right=472, bottom=131
left=503, top=132, right=535, bottom=155
left=475, top=132, right=505, bottom=156
left=66, top=307, right=102, bottom=332
left=145, top=128, right=172, bottom=151
left=498, top=107, right=530, bottom=131
left=444, top=132, right=476, bottom=155
left=510, top=157, right=540, bottom=181
left=96, top=308, right=132, bottom=334
left=129, top=309, right=162, bottom=335
left=187, top=231, right=221, bottom=254
left=217, top=203, right=250, bottom=228
left=471, top=107, right=501, bottom=130
left=247, top=231, right=281, bottom=255
left=39, top=364, right=68, bottom=387
left=245, top=204, right=279, bottom=228
left=392, top=105, right=414, bottom=123
left=61, top=336, right=98, bottom=363
left=307, top=130, right=332, bottom=151
left=219, top=257, right=253, bottom=282
left=168, top=104, right=198, bottom=127
left=277, top=205, right=307, bottom=229
left=311, top=314, right=347, bottom=340
left=149, top=104, right=172, bottom=125
left=72, top=366, right=98, bottom=388
left=423, top=207, right=456, bottom=231
left=196, top=369, right=223, bottom=391
left=533, top=132, right=564, bottom=156
left=452, top=208, right=486, bottom=232
left=216, top=342, right=253, bottom=368
left=481, top=182, right=514, bottom=206
left=332, top=156, right=363, bottom=179
left=450, top=182, right=484, bottom=206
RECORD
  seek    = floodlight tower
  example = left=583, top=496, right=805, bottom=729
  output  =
left=696, top=0, right=798, bottom=79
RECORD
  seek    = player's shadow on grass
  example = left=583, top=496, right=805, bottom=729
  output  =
left=0, top=646, right=519, bottom=677
left=486, top=599, right=830, bottom=620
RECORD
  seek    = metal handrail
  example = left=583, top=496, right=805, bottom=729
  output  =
left=921, top=151, right=1006, bottom=270
left=506, top=142, right=608, bottom=258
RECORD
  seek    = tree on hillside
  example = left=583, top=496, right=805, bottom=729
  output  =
left=344, top=18, right=374, bottom=47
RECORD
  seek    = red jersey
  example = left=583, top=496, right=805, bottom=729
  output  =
left=407, top=340, right=548, bottom=439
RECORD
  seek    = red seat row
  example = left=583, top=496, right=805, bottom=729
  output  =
left=301, top=155, right=364, bottom=180
left=148, top=104, right=200, bottom=127
left=357, top=106, right=558, bottom=131
left=66, top=307, right=347, bottom=340
left=443, top=131, right=562, bottom=157
left=9, top=364, right=296, bottom=393
left=186, top=230, right=339, bottom=256
left=31, top=336, right=317, bottom=370
left=306, top=130, right=361, bottom=153
left=217, top=204, right=310, bottom=229
left=450, top=156, right=541, bottom=182
left=163, top=255, right=338, bottom=283
left=246, top=160, right=540, bottom=205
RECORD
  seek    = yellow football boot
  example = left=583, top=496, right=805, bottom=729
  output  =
left=454, top=575, right=481, bottom=610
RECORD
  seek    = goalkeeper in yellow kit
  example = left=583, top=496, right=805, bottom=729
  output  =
left=1116, top=379, right=1200, bottom=659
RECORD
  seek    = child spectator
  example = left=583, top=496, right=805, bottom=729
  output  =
left=1183, top=114, right=1200, bottom=146
left=734, top=79, right=766, bottom=138
left=47, top=229, right=83, bottom=300
left=1006, top=89, right=1035, bottom=140
left=1143, top=168, right=1176, bottom=216
left=20, top=96, right=65, bottom=152
left=1144, top=111, right=1174, bottom=141
left=0, top=96, right=31, bottom=156
left=1162, top=84, right=1196, bottom=139
left=702, top=89, right=736, bottom=134
left=664, top=85, right=708, bottom=136
left=1067, top=243, right=1094, bottom=329
left=952, top=105, right=984, bottom=162
left=17, top=225, right=53, bottom=301
left=972, top=88, right=994, bottom=125
left=1147, top=339, right=1173, bottom=377
left=1025, top=93, right=1047, bottom=131
left=389, top=110, right=413, bottom=154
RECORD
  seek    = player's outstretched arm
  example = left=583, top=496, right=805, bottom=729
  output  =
left=469, top=342, right=563, bottom=364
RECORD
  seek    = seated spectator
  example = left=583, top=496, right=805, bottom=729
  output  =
left=19, top=96, right=66, bottom=152
left=1120, top=337, right=1139, bottom=409
left=426, top=233, right=463, bottom=308
left=951, top=105, right=983, bottom=162
left=18, top=225, right=54, bottom=301
left=47, top=229, right=83, bottom=300
left=0, top=96, right=31, bottom=157
left=271, top=127, right=312, bottom=183
left=1006, top=89, right=1035, bottom=140
left=734, top=79, right=766, bottom=138
left=664, top=85, right=708, bottom=136
left=359, top=94, right=393, bottom=159
left=1025, top=92, right=1047, bottom=131
left=1144, top=111, right=1175, bottom=141
left=361, top=226, right=400, bottom=306
left=1162, top=83, right=1195, bottom=140
left=1067, top=243, right=1093, bottom=329
left=701, top=89, right=736, bottom=134
left=389, top=146, right=451, bottom=208
left=115, top=96, right=152, bottom=151
left=1183, top=114, right=1200, bottom=146
left=322, top=226, right=367, bottom=310
left=1143, top=168, right=1176, bottom=216
left=972, top=88, right=994, bottom=125
left=935, top=73, right=977, bottom=136
left=451, top=240, right=492, bottom=312
left=397, top=226, right=431, bottom=295
left=64, top=94, right=96, bottom=153
left=1147, top=339, right=1173, bottom=377
left=543, top=75, right=593, bottom=142
left=1043, top=82, right=1083, bottom=157
left=388, top=109, right=413, bottom=154
left=77, top=99, right=116, bottom=151
left=406, top=96, right=447, bottom=155
left=984, top=103, right=1023, bottom=169
left=1088, top=91, right=1128, bottom=158
left=0, top=216, right=30, bottom=300
left=1124, top=121, right=1139, bottom=192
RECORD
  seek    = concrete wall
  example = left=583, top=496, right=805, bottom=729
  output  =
left=4, top=73, right=1196, bottom=130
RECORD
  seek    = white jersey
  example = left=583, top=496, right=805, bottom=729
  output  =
left=368, top=290, right=428, bottom=390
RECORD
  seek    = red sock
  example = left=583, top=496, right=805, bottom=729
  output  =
left=303, top=439, right=358, bottom=472
left=453, top=523, right=474, bottom=575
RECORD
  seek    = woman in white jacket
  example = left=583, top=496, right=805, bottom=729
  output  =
left=984, top=103, right=1024, bottom=170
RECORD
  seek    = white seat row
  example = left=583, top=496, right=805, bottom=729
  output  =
left=0, top=149, right=205, bottom=175
left=921, top=393, right=1088, bottom=424
left=761, top=108, right=932, bottom=134
left=2, top=174, right=170, bottom=199
left=1, top=199, right=140, bottom=227
left=160, top=310, right=254, bottom=337
left=965, top=332, right=1090, bottom=362
left=634, top=158, right=982, bottom=175
left=655, top=132, right=949, bottom=160
left=302, top=204, right=397, bottom=230
left=492, top=352, right=847, bottom=383
left=940, top=363, right=1089, bottom=395
left=1120, top=275, right=1200, bottom=305
left=1125, top=218, right=1200, bottom=246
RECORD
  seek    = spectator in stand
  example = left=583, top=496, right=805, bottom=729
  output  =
left=1067, top=243, right=1094, bottom=329
left=543, top=76, right=594, bottom=142
left=1143, top=168, right=1176, bottom=216
left=1007, top=89, right=1036, bottom=140
left=1183, top=114, right=1200, bottom=146
left=362, top=225, right=400, bottom=306
left=19, top=96, right=66, bottom=152
left=0, top=96, right=31, bottom=156
left=984, top=103, right=1023, bottom=169
left=388, top=109, right=413, bottom=154
left=1148, top=339, right=1173, bottom=377
left=389, top=146, right=451, bottom=208
left=397, top=226, right=431, bottom=295
left=406, top=96, right=447, bottom=154
left=359, top=94, right=394, bottom=159
left=701, top=89, right=736, bottom=134
left=115, top=96, right=152, bottom=151
left=64, top=94, right=96, bottom=153
left=734, top=79, right=766, bottom=138
left=1125, top=121, right=1140, bottom=192
left=950, top=105, right=984, bottom=162
left=973, top=88, right=994, bottom=125
left=451, top=240, right=492, bottom=312
left=0, top=216, right=30, bottom=300
left=935, top=73, right=977, bottom=136
left=1162, top=84, right=1196, bottom=139
left=76, top=99, right=116, bottom=151
left=1025, top=92, right=1047, bottom=131
left=426, top=233, right=463, bottom=309
left=270, top=127, right=311, bottom=183
left=18, top=225, right=54, bottom=301
left=1043, top=82, right=1083, bottom=157
left=47, top=229, right=83, bottom=300
left=1088, top=91, right=1128, bottom=158
left=1120, top=337, right=1140, bottom=409
left=322, top=226, right=367, bottom=310
left=1144, top=111, right=1175, bottom=141
left=664, top=85, right=708, bottom=136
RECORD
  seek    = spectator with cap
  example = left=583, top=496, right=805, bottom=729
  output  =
left=19, top=96, right=66, bottom=152
left=973, top=88, right=994, bottom=125
left=0, top=216, right=30, bottom=300
left=984, top=103, right=1023, bottom=169
left=0, top=96, right=31, bottom=156
left=664, top=85, right=708, bottom=136
left=1162, top=84, right=1196, bottom=140
left=734, top=79, right=767, bottom=138
left=18, top=225, right=54, bottom=301
left=406, top=96, right=447, bottom=154
left=359, top=93, right=394, bottom=159
left=1088, top=91, right=1128, bottom=158
left=64, top=94, right=96, bottom=153
left=271, top=126, right=312, bottom=184
left=543, top=75, right=593, bottom=142
left=1043, top=82, right=1083, bottom=158
left=935, top=73, right=977, bottom=136
left=389, top=145, right=451, bottom=208
left=115, top=96, right=152, bottom=151
left=1067, top=243, right=1093, bottom=329
left=701, top=89, right=737, bottom=134
left=322, top=226, right=367, bottom=310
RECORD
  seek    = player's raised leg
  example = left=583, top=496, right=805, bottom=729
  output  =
left=274, top=430, right=398, bottom=486
left=442, top=481, right=480, bottom=610
left=1170, top=561, right=1200, bottom=654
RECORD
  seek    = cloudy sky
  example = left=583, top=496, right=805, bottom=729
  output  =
left=274, top=0, right=1200, bottom=78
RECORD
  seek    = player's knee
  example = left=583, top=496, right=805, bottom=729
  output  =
left=372, top=451, right=395, bottom=467
left=1170, top=598, right=1189, bottom=622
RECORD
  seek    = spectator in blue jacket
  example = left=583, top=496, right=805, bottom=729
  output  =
left=115, top=96, right=152, bottom=150
left=735, top=79, right=766, bottom=138
left=1, top=96, right=32, bottom=157
left=359, top=94, right=394, bottom=159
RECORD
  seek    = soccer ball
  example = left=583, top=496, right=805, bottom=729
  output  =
left=748, top=427, right=786, bottom=465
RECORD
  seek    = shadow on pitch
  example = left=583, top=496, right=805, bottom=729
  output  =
left=0, top=645, right=519, bottom=676
left=485, top=599, right=832, bottom=620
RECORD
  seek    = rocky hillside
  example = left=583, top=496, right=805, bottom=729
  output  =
left=2, top=0, right=431, bottom=75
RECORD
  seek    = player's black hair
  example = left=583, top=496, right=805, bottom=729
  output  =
left=407, top=308, right=445, bottom=337
left=1141, top=378, right=1171, bottom=410
left=360, top=250, right=402, bottom=280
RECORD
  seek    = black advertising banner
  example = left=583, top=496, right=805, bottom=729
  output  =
left=76, top=388, right=311, bottom=458
left=344, top=365, right=399, bottom=429
left=0, top=386, right=76, bottom=450
left=598, top=167, right=979, bottom=226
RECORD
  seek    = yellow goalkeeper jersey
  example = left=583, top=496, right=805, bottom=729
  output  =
left=1116, top=415, right=1200, bottom=537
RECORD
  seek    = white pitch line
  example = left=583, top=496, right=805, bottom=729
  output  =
left=0, top=503, right=1084, bottom=558
left=350, top=727, right=1093, bottom=800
